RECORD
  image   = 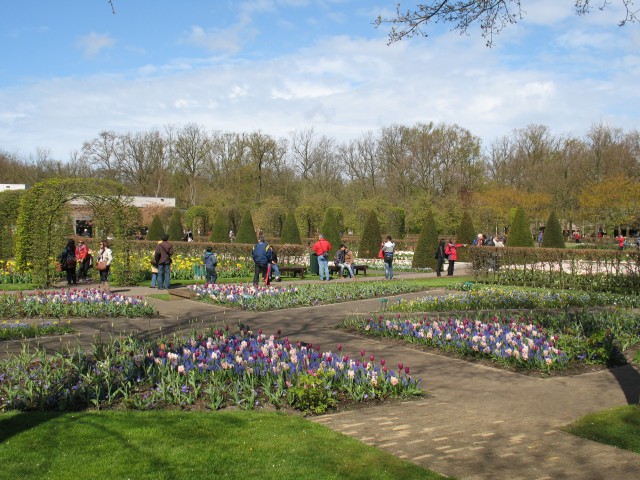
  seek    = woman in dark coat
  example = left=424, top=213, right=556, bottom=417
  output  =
left=60, top=239, right=77, bottom=285
left=434, top=239, right=446, bottom=277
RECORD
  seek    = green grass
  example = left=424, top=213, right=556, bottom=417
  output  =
left=0, top=410, right=447, bottom=480
left=634, top=350, right=640, bottom=364
left=564, top=405, right=640, bottom=453
left=0, top=284, right=36, bottom=291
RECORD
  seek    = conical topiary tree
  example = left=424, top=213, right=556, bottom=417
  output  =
left=320, top=208, right=342, bottom=257
left=541, top=210, right=565, bottom=248
left=281, top=211, right=302, bottom=244
left=167, top=210, right=184, bottom=241
left=147, top=214, right=165, bottom=241
left=236, top=210, right=258, bottom=244
left=209, top=210, right=228, bottom=243
left=456, top=211, right=476, bottom=244
left=357, top=210, right=382, bottom=259
left=412, top=210, right=438, bottom=269
left=508, top=207, right=534, bottom=247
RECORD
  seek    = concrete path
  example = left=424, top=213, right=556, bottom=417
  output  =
left=2, top=268, right=639, bottom=479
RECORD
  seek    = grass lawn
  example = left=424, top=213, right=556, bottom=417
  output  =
left=564, top=405, right=640, bottom=454
left=0, top=284, right=36, bottom=291
left=0, top=410, right=447, bottom=480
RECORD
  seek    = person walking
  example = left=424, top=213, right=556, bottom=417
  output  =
left=434, top=239, right=446, bottom=277
left=203, top=246, right=218, bottom=284
left=381, top=236, right=396, bottom=279
left=96, top=239, right=113, bottom=291
left=313, top=233, right=332, bottom=281
left=154, top=234, right=174, bottom=290
left=75, top=239, right=90, bottom=282
left=60, top=239, right=77, bottom=286
left=445, top=239, right=466, bottom=276
left=252, top=236, right=272, bottom=286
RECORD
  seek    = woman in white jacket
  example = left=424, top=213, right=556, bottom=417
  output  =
left=97, top=239, right=113, bottom=291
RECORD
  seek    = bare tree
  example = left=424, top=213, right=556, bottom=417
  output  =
left=174, top=124, right=212, bottom=207
left=376, top=1, right=638, bottom=46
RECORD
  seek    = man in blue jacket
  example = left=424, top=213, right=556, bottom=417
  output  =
left=252, top=236, right=272, bottom=286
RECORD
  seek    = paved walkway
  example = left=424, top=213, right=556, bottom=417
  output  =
left=2, top=269, right=640, bottom=479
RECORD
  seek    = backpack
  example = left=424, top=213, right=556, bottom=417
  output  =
left=65, top=250, right=76, bottom=269
left=204, top=253, right=217, bottom=272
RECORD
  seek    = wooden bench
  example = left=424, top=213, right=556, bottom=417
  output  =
left=279, top=266, right=307, bottom=279
left=329, top=264, right=368, bottom=276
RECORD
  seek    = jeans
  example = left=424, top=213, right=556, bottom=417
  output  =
left=206, top=268, right=217, bottom=284
left=270, top=263, right=280, bottom=279
left=158, top=263, right=171, bottom=289
left=338, top=263, right=354, bottom=277
left=151, top=271, right=158, bottom=287
left=317, top=255, right=330, bottom=280
left=384, top=258, right=393, bottom=279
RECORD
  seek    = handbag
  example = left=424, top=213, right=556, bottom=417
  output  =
left=377, top=249, right=384, bottom=259
left=96, top=261, right=107, bottom=271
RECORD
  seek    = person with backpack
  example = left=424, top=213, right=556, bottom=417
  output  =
left=203, top=246, right=218, bottom=284
left=381, top=236, right=396, bottom=280
left=60, top=238, right=77, bottom=285
left=154, top=234, right=174, bottom=290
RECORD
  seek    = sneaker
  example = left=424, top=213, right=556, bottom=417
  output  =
left=276, top=277, right=281, bottom=282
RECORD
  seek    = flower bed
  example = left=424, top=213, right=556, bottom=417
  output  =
left=188, top=281, right=425, bottom=310
left=0, top=328, right=422, bottom=414
left=0, top=289, right=157, bottom=318
left=390, top=286, right=640, bottom=312
left=350, top=313, right=567, bottom=371
left=0, top=321, right=76, bottom=341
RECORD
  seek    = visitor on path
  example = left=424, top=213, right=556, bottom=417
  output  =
left=150, top=240, right=162, bottom=288
left=154, top=234, right=174, bottom=290
left=313, top=233, right=332, bottom=281
left=445, top=239, right=466, bottom=276
left=617, top=234, right=626, bottom=251
left=334, top=244, right=354, bottom=278
left=381, top=236, right=396, bottom=279
left=270, top=248, right=281, bottom=282
left=229, top=230, right=235, bottom=243
left=252, top=236, right=272, bottom=286
left=75, top=239, right=90, bottom=282
left=203, top=246, right=218, bottom=284
left=537, top=231, right=543, bottom=246
left=434, top=239, right=446, bottom=277
left=96, top=239, right=113, bottom=291
left=60, top=239, right=77, bottom=286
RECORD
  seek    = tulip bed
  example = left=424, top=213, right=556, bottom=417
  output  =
left=389, top=286, right=640, bottom=312
left=0, top=321, right=75, bottom=341
left=0, top=289, right=157, bottom=318
left=0, top=327, right=422, bottom=414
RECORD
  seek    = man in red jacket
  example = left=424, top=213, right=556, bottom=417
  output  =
left=313, top=234, right=332, bottom=281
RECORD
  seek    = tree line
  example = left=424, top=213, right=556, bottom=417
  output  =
left=2, top=121, right=639, bottom=237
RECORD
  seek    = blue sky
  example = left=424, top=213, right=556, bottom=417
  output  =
left=1, top=0, right=639, bottom=160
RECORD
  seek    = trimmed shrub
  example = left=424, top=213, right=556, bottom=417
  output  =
left=386, top=208, right=406, bottom=239
left=508, top=207, right=534, bottom=247
left=412, top=210, right=438, bottom=269
left=456, top=211, right=476, bottom=244
left=358, top=210, right=382, bottom=259
left=167, top=210, right=184, bottom=241
left=281, top=211, right=302, bottom=244
left=0, top=190, right=23, bottom=259
left=236, top=210, right=258, bottom=244
left=210, top=210, right=228, bottom=243
left=147, top=214, right=164, bottom=241
left=541, top=210, right=565, bottom=249
left=320, top=208, right=342, bottom=257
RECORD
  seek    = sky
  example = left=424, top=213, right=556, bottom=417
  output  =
left=1, top=0, right=639, bottom=161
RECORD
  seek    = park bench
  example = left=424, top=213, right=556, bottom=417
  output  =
left=328, top=264, right=368, bottom=277
left=279, top=266, right=307, bottom=278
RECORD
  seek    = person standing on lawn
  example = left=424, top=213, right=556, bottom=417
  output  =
left=313, top=233, right=332, bottom=281
left=252, top=236, right=272, bottom=286
left=154, top=234, right=174, bottom=290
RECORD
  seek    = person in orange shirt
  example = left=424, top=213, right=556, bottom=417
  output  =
left=75, top=239, right=89, bottom=282
left=313, top=233, right=332, bottom=281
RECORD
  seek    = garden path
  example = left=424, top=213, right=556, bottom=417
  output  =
left=2, top=267, right=640, bottom=480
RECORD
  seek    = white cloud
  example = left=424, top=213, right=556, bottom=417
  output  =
left=76, top=32, right=115, bottom=58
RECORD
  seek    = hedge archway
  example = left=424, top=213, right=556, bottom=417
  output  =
left=15, top=178, right=139, bottom=287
